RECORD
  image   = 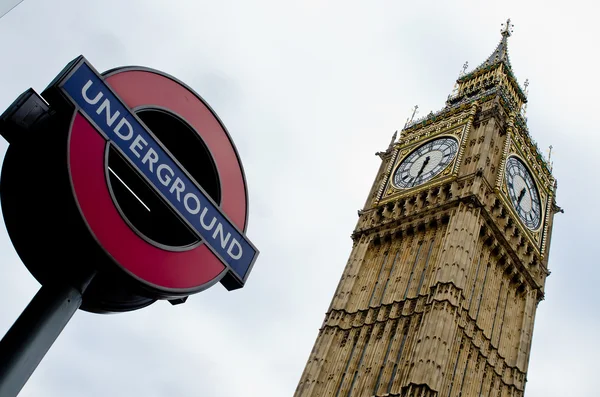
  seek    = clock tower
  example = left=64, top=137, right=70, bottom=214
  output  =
left=294, top=20, right=559, bottom=397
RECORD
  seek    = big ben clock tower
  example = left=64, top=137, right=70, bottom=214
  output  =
left=294, top=20, right=559, bottom=397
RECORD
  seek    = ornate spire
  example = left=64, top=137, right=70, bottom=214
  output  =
left=452, top=18, right=527, bottom=104
left=474, top=18, right=514, bottom=72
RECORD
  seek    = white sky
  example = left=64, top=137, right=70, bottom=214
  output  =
left=0, top=1, right=594, bottom=396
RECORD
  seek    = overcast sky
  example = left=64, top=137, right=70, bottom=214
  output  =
left=0, top=1, right=595, bottom=396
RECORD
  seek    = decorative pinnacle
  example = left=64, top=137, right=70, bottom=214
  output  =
left=459, top=61, right=469, bottom=77
left=388, top=130, right=398, bottom=149
left=403, top=105, right=419, bottom=128
left=501, top=18, right=513, bottom=37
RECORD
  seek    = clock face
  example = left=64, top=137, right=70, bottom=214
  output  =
left=505, top=156, right=542, bottom=230
left=392, top=137, right=459, bottom=189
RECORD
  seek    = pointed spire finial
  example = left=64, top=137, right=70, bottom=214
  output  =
left=470, top=19, right=515, bottom=73
left=388, top=130, right=398, bottom=149
left=523, top=78, right=530, bottom=96
left=501, top=18, right=513, bottom=37
left=459, top=61, right=469, bottom=77
left=404, top=105, right=419, bottom=128
left=410, top=105, right=419, bottom=120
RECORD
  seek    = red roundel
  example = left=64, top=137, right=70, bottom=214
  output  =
left=68, top=68, right=248, bottom=293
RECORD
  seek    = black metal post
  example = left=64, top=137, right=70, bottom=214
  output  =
left=0, top=275, right=94, bottom=397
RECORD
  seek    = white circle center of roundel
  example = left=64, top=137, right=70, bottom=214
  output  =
left=408, top=150, right=444, bottom=177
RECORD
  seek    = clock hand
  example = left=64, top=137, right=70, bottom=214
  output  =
left=411, top=156, right=431, bottom=187
left=516, top=187, right=527, bottom=205
left=416, top=156, right=430, bottom=177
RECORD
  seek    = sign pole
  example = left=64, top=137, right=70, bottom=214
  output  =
left=0, top=272, right=95, bottom=397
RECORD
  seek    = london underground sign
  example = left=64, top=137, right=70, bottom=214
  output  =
left=0, top=56, right=259, bottom=396
left=63, top=58, right=257, bottom=292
